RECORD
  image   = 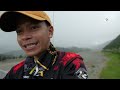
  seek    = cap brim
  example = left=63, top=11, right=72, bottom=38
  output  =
left=0, top=11, right=46, bottom=32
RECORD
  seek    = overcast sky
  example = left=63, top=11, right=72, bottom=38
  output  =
left=0, top=11, right=120, bottom=51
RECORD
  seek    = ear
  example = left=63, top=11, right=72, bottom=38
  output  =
left=48, top=26, right=54, bottom=38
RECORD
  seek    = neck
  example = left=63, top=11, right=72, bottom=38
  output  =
left=34, top=42, right=51, bottom=61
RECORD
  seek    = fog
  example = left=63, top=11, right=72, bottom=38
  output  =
left=0, top=11, right=120, bottom=51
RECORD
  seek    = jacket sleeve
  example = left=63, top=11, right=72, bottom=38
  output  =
left=61, top=57, right=88, bottom=79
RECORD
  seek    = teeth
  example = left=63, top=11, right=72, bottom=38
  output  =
left=26, top=44, right=35, bottom=49
left=27, top=43, right=35, bottom=46
left=24, top=43, right=37, bottom=49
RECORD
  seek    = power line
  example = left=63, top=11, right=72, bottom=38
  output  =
left=52, top=11, right=54, bottom=44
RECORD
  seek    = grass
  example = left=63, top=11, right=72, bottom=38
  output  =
left=100, top=52, right=120, bottom=79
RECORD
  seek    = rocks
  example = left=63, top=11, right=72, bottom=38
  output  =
left=78, top=51, right=109, bottom=79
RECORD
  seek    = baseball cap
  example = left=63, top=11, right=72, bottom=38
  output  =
left=0, top=11, right=52, bottom=32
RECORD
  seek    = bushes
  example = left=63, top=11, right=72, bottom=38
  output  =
left=0, top=54, right=6, bottom=61
left=0, top=54, right=25, bottom=62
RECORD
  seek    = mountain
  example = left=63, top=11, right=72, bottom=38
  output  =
left=0, top=43, right=21, bottom=54
left=0, top=47, right=15, bottom=54
left=2, top=49, right=26, bottom=57
left=103, top=34, right=120, bottom=50
left=90, top=40, right=112, bottom=51
left=1, top=46, right=91, bottom=57
left=56, top=46, right=91, bottom=52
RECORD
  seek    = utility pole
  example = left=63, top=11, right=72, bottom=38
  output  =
left=52, top=11, right=54, bottom=44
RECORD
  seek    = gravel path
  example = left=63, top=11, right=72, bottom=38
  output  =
left=0, top=69, right=7, bottom=79
left=0, top=58, right=23, bottom=79
left=78, top=51, right=109, bottom=79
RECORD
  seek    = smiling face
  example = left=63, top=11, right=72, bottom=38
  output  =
left=16, top=15, right=54, bottom=58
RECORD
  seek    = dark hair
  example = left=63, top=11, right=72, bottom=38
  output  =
left=44, top=20, right=51, bottom=27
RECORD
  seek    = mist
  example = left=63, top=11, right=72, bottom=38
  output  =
left=0, top=11, right=120, bottom=52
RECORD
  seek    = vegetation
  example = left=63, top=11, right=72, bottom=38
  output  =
left=0, top=54, right=26, bottom=62
left=103, top=34, right=120, bottom=53
left=100, top=34, right=120, bottom=79
left=100, top=52, right=120, bottom=79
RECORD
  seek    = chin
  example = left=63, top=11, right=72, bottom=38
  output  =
left=25, top=51, right=42, bottom=57
left=25, top=53, right=36, bottom=57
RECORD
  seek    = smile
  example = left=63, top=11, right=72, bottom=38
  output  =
left=23, top=42, right=38, bottom=50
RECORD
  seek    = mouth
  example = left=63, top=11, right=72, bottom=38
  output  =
left=23, top=42, right=39, bottom=50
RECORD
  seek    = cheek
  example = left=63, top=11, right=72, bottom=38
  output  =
left=38, top=31, right=50, bottom=41
left=37, top=33, right=50, bottom=48
left=38, top=35, right=49, bottom=44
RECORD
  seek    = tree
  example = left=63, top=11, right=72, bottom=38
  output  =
left=19, top=55, right=23, bottom=58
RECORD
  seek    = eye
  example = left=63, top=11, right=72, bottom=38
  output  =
left=16, top=28, right=22, bottom=35
left=30, top=25, right=40, bottom=30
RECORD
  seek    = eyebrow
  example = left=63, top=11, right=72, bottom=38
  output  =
left=16, top=21, right=46, bottom=31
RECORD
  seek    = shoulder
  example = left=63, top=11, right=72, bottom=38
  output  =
left=63, top=52, right=82, bottom=59
left=59, top=51, right=83, bottom=66
left=12, top=60, right=25, bottom=73
left=58, top=52, right=88, bottom=79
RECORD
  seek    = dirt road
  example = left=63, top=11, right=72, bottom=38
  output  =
left=78, top=51, right=109, bottom=79
left=0, top=69, right=7, bottom=79
left=0, top=58, right=23, bottom=79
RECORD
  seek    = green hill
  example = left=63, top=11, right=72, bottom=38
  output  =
left=103, top=34, right=120, bottom=53
left=90, top=40, right=112, bottom=51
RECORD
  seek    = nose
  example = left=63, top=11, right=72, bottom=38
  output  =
left=21, top=31, right=32, bottom=41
